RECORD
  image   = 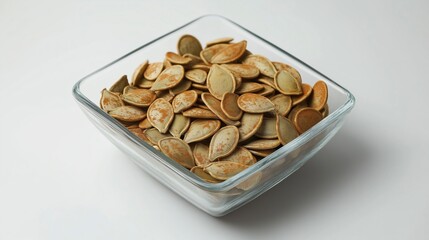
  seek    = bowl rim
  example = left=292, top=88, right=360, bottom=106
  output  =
left=72, top=14, right=356, bottom=191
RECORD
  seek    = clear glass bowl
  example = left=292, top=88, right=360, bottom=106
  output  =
left=72, top=15, right=355, bottom=216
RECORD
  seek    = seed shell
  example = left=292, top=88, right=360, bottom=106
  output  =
left=182, top=107, right=219, bottom=119
left=244, top=139, right=281, bottom=150
left=131, top=60, right=149, bottom=86
left=177, top=34, right=203, bottom=56
left=208, top=126, right=239, bottom=161
left=193, top=143, right=211, bottom=167
left=293, top=107, right=323, bottom=134
left=256, top=117, right=278, bottom=139
left=109, top=75, right=129, bottom=93
left=108, top=106, right=146, bottom=122
left=237, top=93, right=275, bottom=113
left=220, top=146, right=256, bottom=166
left=210, top=40, right=247, bottom=64
left=100, top=88, right=124, bottom=112
left=238, top=113, right=263, bottom=142
left=272, top=61, right=302, bottom=83
left=309, top=80, right=328, bottom=111
left=201, top=93, right=240, bottom=126
left=169, top=114, right=190, bottom=138
left=191, top=166, right=221, bottom=183
left=150, top=65, right=185, bottom=91
left=166, top=52, right=193, bottom=65
left=184, top=119, right=221, bottom=143
left=158, top=137, right=195, bottom=169
left=205, top=37, right=234, bottom=47
left=204, top=161, right=248, bottom=180
left=291, top=83, right=312, bottom=106
left=144, top=62, right=164, bottom=80
left=274, top=70, right=302, bottom=95
left=122, top=86, right=156, bottom=107
left=236, top=82, right=264, bottom=94
left=242, top=54, right=276, bottom=78
left=276, top=114, right=299, bottom=145
left=221, top=64, right=260, bottom=79
left=185, top=69, right=207, bottom=84
left=270, top=94, right=292, bottom=116
left=206, top=64, right=236, bottom=100
left=147, top=98, right=174, bottom=133
left=172, top=90, right=198, bottom=113
left=144, top=128, right=172, bottom=145
left=221, top=93, right=243, bottom=121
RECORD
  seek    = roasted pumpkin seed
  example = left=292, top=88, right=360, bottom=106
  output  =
left=122, top=86, right=156, bottom=107
left=158, top=137, right=195, bottom=169
left=242, top=54, right=276, bottom=78
left=204, top=161, right=248, bottom=180
left=221, top=93, right=242, bottom=121
left=237, top=93, right=275, bottom=113
left=193, top=143, right=211, bottom=167
left=206, top=64, right=236, bottom=100
left=147, top=98, right=174, bottom=133
left=150, top=65, right=185, bottom=91
left=108, top=105, right=146, bottom=122
left=309, top=80, right=328, bottom=111
left=169, top=114, right=190, bottom=138
left=211, top=40, right=247, bottom=64
left=177, top=34, right=203, bottom=56
left=208, top=126, right=239, bottom=161
left=144, top=62, right=164, bottom=80
left=172, top=90, right=198, bottom=113
left=184, top=119, right=221, bottom=143
left=100, top=88, right=124, bottom=112
left=274, top=70, right=302, bottom=95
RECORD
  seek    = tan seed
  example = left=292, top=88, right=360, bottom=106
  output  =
left=109, top=75, right=129, bottom=93
left=244, top=139, right=281, bottom=150
left=257, top=84, right=275, bottom=97
left=309, top=80, right=328, bottom=111
left=169, top=80, right=192, bottom=95
left=156, top=90, right=175, bottom=102
left=137, top=78, right=154, bottom=89
left=242, top=54, right=276, bottom=78
left=206, top=64, right=236, bottom=100
left=220, top=146, right=256, bottom=166
left=236, top=82, right=264, bottom=94
left=193, top=143, right=211, bottom=167
left=184, top=119, right=221, bottom=143
left=208, top=126, right=239, bottom=161
left=165, top=51, right=192, bottom=65
left=147, top=98, right=174, bottom=133
left=191, top=166, right=221, bottom=183
left=172, top=90, right=198, bottom=113
left=211, top=40, right=247, bottom=64
left=291, top=83, right=312, bottom=106
left=128, top=127, right=151, bottom=144
left=276, top=114, right=299, bottom=145
left=221, top=64, right=260, bottom=79
left=272, top=61, right=302, bottom=83
left=182, top=107, right=219, bottom=119
left=293, top=107, right=323, bottom=134
left=185, top=69, right=207, bottom=84
left=257, top=76, right=276, bottom=88
left=221, top=93, right=242, bottom=121
left=248, top=149, right=275, bottom=157
left=100, top=88, right=124, bottom=112
left=144, top=128, right=172, bottom=145
left=200, top=43, right=228, bottom=64
left=270, top=94, right=292, bottom=116
left=204, top=161, right=248, bottom=180
left=238, top=113, right=263, bottom=142
left=205, top=37, right=234, bottom=47
left=143, top=62, right=164, bottom=80
left=190, top=64, right=211, bottom=72
left=131, top=60, right=149, bottom=86
left=191, top=83, right=208, bottom=90
left=237, top=93, right=275, bottom=113
left=169, top=114, right=190, bottom=138
left=150, top=65, right=185, bottom=91
left=177, top=34, right=203, bottom=56
left=274, top=70, right=302, bottom=95
left=158, top=137, right=195, bottom=169
left=108, top=106, right=146, bottom=122
left=321, top=104, right=329, bottom=118
left=138, top=118, right=152, bottom=129
left=256, top=117, right=278, bottom=139
left=201, top=93, right=240, bottom=126
left=122, top=86, right=156, bottom=107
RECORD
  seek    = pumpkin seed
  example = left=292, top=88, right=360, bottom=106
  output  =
left=274, top=70, right=302, bottom=95
left=272, top=61, right=302, bottom=83
left=204, top=161, right=248, bottom=180
left=221, top=63, right=260, bottom=79
left=122, top=86, right=156, bottom=107
left=144, top=62, right=164, bottom=80
left=200, top=44, right=228, bottom=64
left=221, top=93, right=242, bottom=121
left=137, top=78, right=154, bottom=89
left=206, top=64, right=236, bottom=100
left=321, top=104, right=329, bottom=118
left=237, top=93, right=275, bottom=113
left=291, top=83, right=312, bottom=106
left=128, top=127, right=151, bottom=144
left=169, top=114, right=190, bottom=138
left=156, top=90, right=175, bottom=102
left=165, top=51, right=193, bottom=65
left=100, top=88, right=124, bottom=112
left=257, top=84, right=275, bottom=97
left=192, top=143, right=211, bottom=167
left=182, top=107, right=219, bottom=119
left=131, top=60, right=149, bottom=86
left=144, top=128, right=172, bottom=145
left=309, top=80, right=328, bottom=111
left=208, top=126, right=239, bottom=161
left=270, top=94, right=292, bottom=116
left=108, top=106, right=146, bottom=122
left=191, top=166, right=221, bottom=183
left=211, top=40, right=247, bottom=64
left=206, top=37, right=234, bottom=47
left=138, top=118, right=152, bottom=129
left=177, top=34, right=203, bottom=56
left=220, top=146, right=256, bottom=166
left=201, top=93, right=240, bottom=126
left=257, top=76, right=276, bottom=88
left=256, top=117, right=278, bottom=139
left=185, top=69, right=207, bottom=84
left=238, top=113, right=263, bottom=142
left=147, top=98, right=174, bottom=133
left=276, top=114, right=299, bottom=145
left=158, top=137, right=195, bottom=169
left=184, top=119, right=221, bottom=143
left=248, top=149, right=275, bottom=157
left=168, top=79, right=192, bottom=95
left=242, top=54, right=276, bottom=78
left=244, top=139, right=281, bottom=150
left=191, top=83, right=208, bottom=90
left=172, top=90, right=198, bottom=113
left=236, top=82, right=264, bottom=94
left=109, top=75, right=129, bottom=93
left=293, top=107, right=323, bottom=134
left=150, top=65, right=185, bottom=91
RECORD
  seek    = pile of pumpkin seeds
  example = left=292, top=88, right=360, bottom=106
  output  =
left=100, top=34, right=329, bottom=184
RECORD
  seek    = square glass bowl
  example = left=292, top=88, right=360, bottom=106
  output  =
left=72, top=15, right=355, bottom=216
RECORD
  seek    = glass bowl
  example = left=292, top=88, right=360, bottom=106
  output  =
left=72, top=15, right=355, bottom=216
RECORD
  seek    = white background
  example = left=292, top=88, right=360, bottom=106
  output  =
left=1, top=0, right=428, bottom=239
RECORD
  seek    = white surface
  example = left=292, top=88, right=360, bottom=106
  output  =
left=1, top=0, right=428, bottom=239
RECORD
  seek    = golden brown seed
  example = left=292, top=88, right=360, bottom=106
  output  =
left=163, top=58, right=172, bottom=68
left=137, top=78, right=154, bottom=89
left=138, top=118, right=152, bottom=129
left=158, top=137, right=195, bottom=169
left=256, top=117, right=278, bottom=139
left=288, top=102, right=308, bottom=121
left=182, top=53, right=203, bottom=67
left=201, top=93, right=240, bottom=126
left=321, top=104, right=329, bottom=118
left=270, top=94, right=292, bottom=116
left=168, top=80, right=192, bottom=95
left=205, top=37, right=234, bottom=47
left=131, top=60, right=149, bottom=86
left=190, top=64, right=211, bottom=72
left=210, top=40, right=247, bottom=64
left=242, top=54, right=276, bottom=78
left=220, top=147, right=256, bottom=166
left=128, top=127, right=151, bottom=144
left=309, top=80, right=328, bottom=111
left=147, top=98, right=174, bottom=133
left=238, top=113, right=263, bottom=142
left=182, top=107, right=219, bottom=119
left=122, top=86, right=156, bottom=107
left=191, top=83, right=208, bottom=90
left=257, top=76, right=276, bottom=88
left=156, top=90, right=175, bottom=102
left=144, top=62, right=164, bottom=80
left=293, top=107, right=323, bottom=134
left=231, top=71, right=242, bottom=89
left=108, top=106, right=146, bottom=122
left=244, top=139, right=281, bottom=150
left=236, top=82, right=264, bottom=94
left=177, top=34, right=203, bottom=56
left=165, top=52, right=193, bottom=65
left=109, top=75, right=129, bottom=93
left=237, top=93, right=275, bottom=113
left=206, top=64, right=236, bottom=100
left=144, top=128, right=172, bottom=145
left=193, top=143, right=211, bottom=167
left=291, top=83, right=312, bottom=106
left=276, top=114, right=299, bottom=145
left=150, top=65, right=185, bottom=91
left=256, top=84, right=275, bottom=97
left=200, top=44, right=228, bottom=64
left=248, top=149, right=275, bottom=157
left=185, top=69, right=207, bottom=84
left=221, top=93, right=243, bottom=121
left=100, top=88, right=124, bottom=112
left=169, top=114, right=190, bottom=138
left=208, top=126, right=239, bottom=161
left=191, top=166, right=221, bottom=183
left=172, top=90, right=198, bottom=113
left=272, top=61, right=302, bottom=83
left=221, top=64, right=260, bottom=79
left=184, top=119, right=221, bottom=143
left=204, top=161, right=248, bottom=180
left=274, top=70, right=302, bottom=95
